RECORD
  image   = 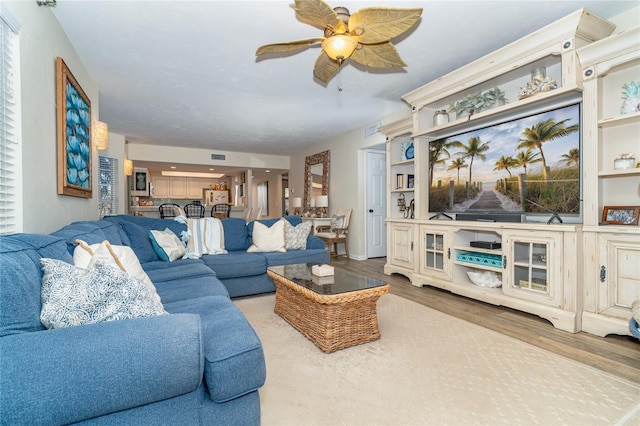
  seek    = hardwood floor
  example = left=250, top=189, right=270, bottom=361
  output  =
left=330, top=256, right=640, bottom=384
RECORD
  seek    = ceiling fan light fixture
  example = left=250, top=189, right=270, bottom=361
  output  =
left=321, top=35, right=358, bottom=62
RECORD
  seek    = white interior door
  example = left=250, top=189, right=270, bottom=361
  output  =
left=366, top=150, right=387, bottom=258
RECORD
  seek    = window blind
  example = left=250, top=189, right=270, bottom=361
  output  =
left=0, top=7, right=21, bottom=235
left=98, top=156, right=118, bottom=218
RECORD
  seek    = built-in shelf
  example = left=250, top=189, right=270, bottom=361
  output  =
left=453, top=246, right=501, bottom=256
left=598, top=168, right=640, bottom=177
left=390, top=159, right=415, bottom=167
left=598, top=111, right=640, bottom=128
left=453, top=261, right=502, bottom=273
left=413, top=86, right=582, bottom=139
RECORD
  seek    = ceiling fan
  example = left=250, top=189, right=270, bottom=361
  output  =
left=256, top=0, right=423, bottom=84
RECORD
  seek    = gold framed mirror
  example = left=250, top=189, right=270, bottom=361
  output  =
left=304, top=150, right=330, bottom=210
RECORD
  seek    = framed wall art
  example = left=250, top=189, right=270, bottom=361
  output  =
left=56, top=56, right=92, bottom=198
left=130, top=167, right=150, bottom=196
left=601, top=206, right=640, bottom=225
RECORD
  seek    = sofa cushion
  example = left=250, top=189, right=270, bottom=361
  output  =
left=105, top=215, right=188, bottom=239
left=285, top=220, right=312, bottom=250
left=1, top=313, right=203, bottom=425
left=119, top=221, right=161, bottom=263
left=247, top=219, right=286, bottom=253
left=0, top=234, right=71, bottom=337
left=200, top=252, right=267, bottom=279
left=260, top=248, right=331, bottom=267
left=149, top=228, right=186, bottom=261
left=51, top=221, right=127, bottom=255
left=163, top=296, right=266, bottom=403
left=40, top=259, right=167, bottom=329
left=221, top=218, right=251, bottom=251
left=143, top=260, right=230, bottom=302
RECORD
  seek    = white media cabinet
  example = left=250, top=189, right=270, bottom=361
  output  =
left=383, top=10, right=640, bottom=335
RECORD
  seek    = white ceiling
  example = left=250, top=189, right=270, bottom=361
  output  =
left=52, top=0, right=637, bottom=160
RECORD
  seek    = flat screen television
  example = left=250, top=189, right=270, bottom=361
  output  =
left=429, top=103, right=581, bottom=222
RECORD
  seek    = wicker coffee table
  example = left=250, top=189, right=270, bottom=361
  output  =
left=267, top=264, right=389, bottom=353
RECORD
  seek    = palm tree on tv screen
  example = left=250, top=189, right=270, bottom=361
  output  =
left=429, top=138, right=458, bottom=187
left=452, top=136, right=490, bottom=192
left=493, top=155, right=518, bottom=177
left=516, top=118, right=579, bottom=180
left=515, top=150, right=541, bottom=175
left=447, top=158, right=468, bottom=184
left=561, top=148, right=580, bottom=167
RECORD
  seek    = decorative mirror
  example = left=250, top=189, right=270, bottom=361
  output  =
left=304, top=150, right=330, bottom=211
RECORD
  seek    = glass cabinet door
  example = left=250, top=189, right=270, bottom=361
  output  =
left=503, top=231, right=562, bottom=306
left=419, top=226, right=450, bottom=279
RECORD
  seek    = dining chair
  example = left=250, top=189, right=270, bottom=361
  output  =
left=159, top=203, right=182, bottom=219
left=183, top=202, right=205, bottom=218
left=315, top=208, right=352, bottom=258
left=211, top=204, right=231, bottom=219
left=242, top=207, right=253, bottom=221
left=252, top=207, right=263, bottom=221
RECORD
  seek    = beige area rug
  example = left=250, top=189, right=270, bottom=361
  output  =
left=234, top=294, right=640, bottom=426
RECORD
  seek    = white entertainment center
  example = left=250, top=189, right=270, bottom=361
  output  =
left=382, top=9, right=640, bottom=336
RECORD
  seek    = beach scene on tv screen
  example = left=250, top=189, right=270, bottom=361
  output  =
left=429, top=103, right=580, bottom=215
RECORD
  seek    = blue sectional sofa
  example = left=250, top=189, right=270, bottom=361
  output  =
left=0, top=215, right=328, bottom=424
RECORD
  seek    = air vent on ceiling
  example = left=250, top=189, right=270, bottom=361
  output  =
left=211, top=154, right=226, bottom=161
left=363, top=122, right=382, bottom=138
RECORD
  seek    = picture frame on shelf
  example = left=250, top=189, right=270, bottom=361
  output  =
left=401, top=141, right=414, bottom=160
left=56, top=57, right=92, bottom=198
left=601, top=206, right=640, bottom=225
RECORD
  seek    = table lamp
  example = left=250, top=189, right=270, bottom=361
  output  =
left=316, top=195, right=328, bottom=218
left=291, top=197, right=302, bottom=215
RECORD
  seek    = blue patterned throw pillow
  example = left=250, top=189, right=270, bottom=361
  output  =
left=285, top=220, right=312, bottom=250
left=40, top=258, right=166, bottom=329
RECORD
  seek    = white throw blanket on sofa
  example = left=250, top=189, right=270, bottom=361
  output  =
left=186, top=218, right=227, bottom=256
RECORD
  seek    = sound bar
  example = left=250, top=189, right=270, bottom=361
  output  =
left=455, top=213, right=523, bottom=223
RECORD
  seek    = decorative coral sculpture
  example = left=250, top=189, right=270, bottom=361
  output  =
left=518, top=77, right=557, bottom=99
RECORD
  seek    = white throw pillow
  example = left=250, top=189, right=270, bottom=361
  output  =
left=247, top=219, right=286, bottom=253
left=149, top=228, right=187, bottom=261
left=285, top=220, right=311, bottom=250
left=73, top=239, right=162, bottom=305
left=40, top=258, right=167, bottom=329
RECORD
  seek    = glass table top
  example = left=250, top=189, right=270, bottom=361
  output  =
left=268, top=263, right=388, bottom=295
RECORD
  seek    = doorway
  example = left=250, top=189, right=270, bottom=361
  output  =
left=366, top=149, right=387, bottom=258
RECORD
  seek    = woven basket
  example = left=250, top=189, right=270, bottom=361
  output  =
left=268, top=270, right=389, bottom=353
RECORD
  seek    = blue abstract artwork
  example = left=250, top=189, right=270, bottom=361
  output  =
left=57, top=56, right=92, bottom=197
left=65, top=81, right=91, bottom=189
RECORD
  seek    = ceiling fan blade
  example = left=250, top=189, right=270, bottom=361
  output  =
left=313, top=52, right=340, bottom=84
left=348, top=8, right=422, bottom=44
left=294, top=0, right=347, bottom=34
left=256, top=38, right=324, bottom=56
left=350, top=42, right=407, bottom=68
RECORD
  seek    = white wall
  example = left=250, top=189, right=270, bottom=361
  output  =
left=7, top=1, right=100, bottom=233
left=289, top=108, right=410, bottom=260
